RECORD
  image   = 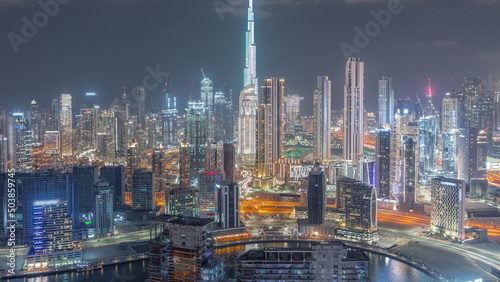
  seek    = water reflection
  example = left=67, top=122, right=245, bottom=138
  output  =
left=7, top=248, right=431, bottom=281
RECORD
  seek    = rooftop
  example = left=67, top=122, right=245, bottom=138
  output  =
left=149, top=214, right=213, bottom=226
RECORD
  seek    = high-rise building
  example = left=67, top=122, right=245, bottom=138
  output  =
left=343, top=58, right=364, bottom=161
left=25, top=199, right=82, bottom=270
left=125, top=140, right=139, bottom=191
left=60, top=94, right=73, bottom=157
left=336, top=176, right=378, bottom=243
left=93, top=181, right=115, bottom=237
left=161, top=103, right=178, bottom=147
left=147, top=215, right=224, bottom=282
left=134, top=87, right=146, bottom=127
left=31, top=200, right=73, bottom=253
left=442, top=92, right=460, bottom=132
left=0, top=135, right=7, bottom=173
left=166, top=188, right=199, bottom=217
left=238, top=0, right=258, bottom=164
left=430, top=177, right=465, bottom=240
left=185, top=102, right=209, bottom=176
left=206, top=141, right=224, bottom=172
left=132, top=169, right=155, bottom=212
left=284, top=94, right=304, bottom=134
left=214, top=90, right=234, bottom=142
left=375, top=128, right=391, bottom=198
left=418, top=115, right=437, bottom=177
left=179, top=138, right=191, bottom=189
left=201, top=73, right=214, bottom=111
left=216, top=182, right=240, bottom=229
left=378, top=75, right=394, bottom=127
left=239, top=242, right=369, bottom=281
left=19, top=171, right=80, bottom=244
left=152, top=148, right=164, bottom=192
left=28, top=100, right=42, bottom=143
left=403, top=136, right=417, bottom=203
left=307, top=163, right=326, bottom=224
left=313, top=76, right=332, bottom=161
left=10, top=112, right=32, bottom=173
left=100, top=166, right=125, bottom=209
left=243, top=0, right=256, bottom=88
left=237, top=85, right=258, bottom=165
left=457, top=128, right=488, bottom=182
left=72, top=166, right=98, bottom=217
left=78, top=108, right=98, bottom=150
left=256, top=78, right=285, bottom=177
left=223, top=143, right=235, bottom=182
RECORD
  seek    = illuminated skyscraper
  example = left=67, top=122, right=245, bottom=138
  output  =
left=223, top=143, right=236, bottom=182
left=457, top=128, right=487, bottom=182
left=100, top=166, right=125, bottom=209
left=216, top=182, right=240, bottom=229
left=243, top=0, right=256, bottom=88
left=185, top=102, right=209, bottom=175
left=72, top=166, right=98, bottom=217
left=161, top=93, right=178, bottom=147
left=132, top=169, right=155, bottom=212
left=152, top=148, right=164, bottom=192
left=0, top=135, right=7, bottom=173
left=19, top=171, right=80, bottom=245
left=238, top=0, right=258, bottom=165
left=206, top=141, right=224, bottom=172
left=403, top=136, right=417, bottom=203
left=93, top=181, right=115, bottom=237
left=10, top=112, right=32, bottom=173
left=166, top=188, right=199, bottom=217
left=284, top=94, right=304, bottom=134
left=60, top=94, right=73, bottom=156
left=343, top=58, right=364, bottom=161
left=147, top=216, right=224, bottom=281
left=256, top=78, right=285, bottom=177
left=430, top=177, right=465, bottom=240
left=79, top=108, right=98, bottom=150
left=336, top=176, right=378, bottom=243
left=307, top=163, right=326, bottom=224
left=313, top=76, right=332, bottom=161
left=28, top=100, right=42, bottom=143
left=201, top=73, right=214, bottom=111
left=378, top=76, right=394, bottom=127
left=418, top=115, right=437, bottom=176
left=134, top=86, right=146, bottom=127
left=375, top=128, right=390, bottom=198
left=179, top=138, right=191, bottom=189
left=237, top=85, right=258, bottom=165
left=214, top=90, right=234, bottom=142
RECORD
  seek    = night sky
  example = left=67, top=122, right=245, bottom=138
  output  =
left=1, top=0, right=499, bottom=115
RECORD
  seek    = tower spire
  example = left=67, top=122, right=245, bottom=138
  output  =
left=243, top=0, right=256, bottom=88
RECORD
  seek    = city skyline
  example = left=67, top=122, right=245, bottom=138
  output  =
left=1, top=0, right=500, bottom=281
left=1, top=0, right=500, bottom=114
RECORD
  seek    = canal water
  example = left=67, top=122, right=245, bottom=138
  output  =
left=7, top=244, right=433, bottom=282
